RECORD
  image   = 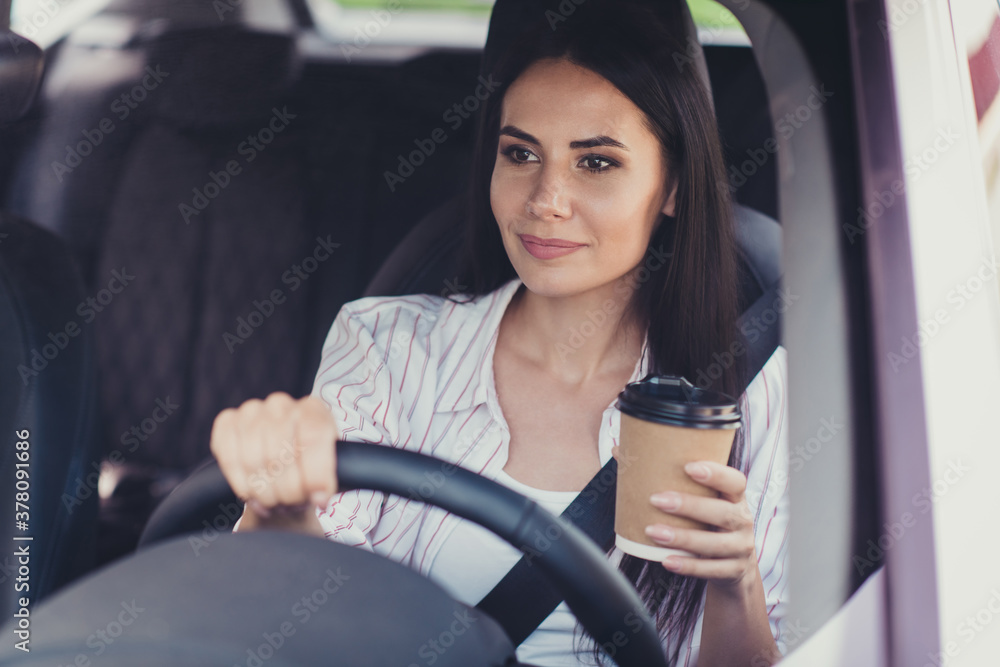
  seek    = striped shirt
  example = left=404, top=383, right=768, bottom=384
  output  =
left=312, top=276, right=790, bottom=663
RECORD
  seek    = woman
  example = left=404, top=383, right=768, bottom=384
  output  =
left=212, top=2, right=789, bottom=665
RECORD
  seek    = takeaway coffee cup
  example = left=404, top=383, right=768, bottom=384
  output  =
left=614, top=375, right=741, bottom=561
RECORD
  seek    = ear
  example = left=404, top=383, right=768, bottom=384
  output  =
left=661, top=180, right=678, bottom=217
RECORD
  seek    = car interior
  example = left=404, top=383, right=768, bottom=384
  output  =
left=3, top=0, right=888, bottom=663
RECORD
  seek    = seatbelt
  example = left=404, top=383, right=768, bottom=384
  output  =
left=475, top=457, right=618, bottom=647
left=475, top=281, right=782, bottom=647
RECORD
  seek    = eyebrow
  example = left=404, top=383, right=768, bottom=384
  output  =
left=499, top=125, right=628, bottom=151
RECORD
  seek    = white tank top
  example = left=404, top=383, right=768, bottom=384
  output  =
left=426, top=469, right=604, bottom=666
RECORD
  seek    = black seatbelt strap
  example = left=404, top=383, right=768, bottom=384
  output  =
left=475, top=281, right=783, bottom=647
left=736, top=281, right=783, bottom=393
left=475, top=456, right=618, bottom=647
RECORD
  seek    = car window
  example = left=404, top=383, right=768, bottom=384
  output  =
left=10, top=0, right=107, bottom=48
left=310, top=0, right=748, bottom=48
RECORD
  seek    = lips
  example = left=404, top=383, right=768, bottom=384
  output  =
left=518, top=234, right=585, bottom=260
left=519, top=234, right=585, bottom=248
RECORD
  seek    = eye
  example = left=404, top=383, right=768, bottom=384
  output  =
left=501, top=145, right=539, bottom=165
left=579, top=154, right=618, bottom=173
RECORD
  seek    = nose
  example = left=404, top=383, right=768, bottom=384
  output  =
left=525, top=167, right=571, bottom=221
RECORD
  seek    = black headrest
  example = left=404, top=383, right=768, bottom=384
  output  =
left=481, top=0, right=713, bottom=106
left=0, top=30, right=43, bottom=124
left=105, top=0, right=246, bottom=24
left=64, top=17, right=301, bottom=128
left=64, top=16, right=301, bottom=129
left=142, top=26, right=301, bottom=128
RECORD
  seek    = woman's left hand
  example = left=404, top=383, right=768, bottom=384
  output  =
left=644, top=459, right=758, bottom=591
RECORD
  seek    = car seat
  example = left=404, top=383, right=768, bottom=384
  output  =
left=2, top=0, right=482, bottom=563
left=0, top=29, right=103, bottom=616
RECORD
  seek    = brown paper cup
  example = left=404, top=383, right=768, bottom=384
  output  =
left=615, top=383, right=739, bottom=561
left=615, top=415, right=736, bottom=560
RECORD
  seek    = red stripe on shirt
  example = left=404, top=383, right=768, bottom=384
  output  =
left=407, top=331, right=433, bottom=422
left=398, top=314, right=421, bottom=393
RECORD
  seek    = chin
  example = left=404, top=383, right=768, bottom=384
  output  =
left=503, top=236, right=596, bottom=298
left=513, top=266, right=592, bottom=300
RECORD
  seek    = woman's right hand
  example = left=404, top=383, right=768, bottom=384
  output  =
left=210, top=392, right=340, bottom=532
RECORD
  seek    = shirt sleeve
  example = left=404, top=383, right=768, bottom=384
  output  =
left=310, top=299, right=423, bottom=553
left=741, top=346, right=791, bottom=655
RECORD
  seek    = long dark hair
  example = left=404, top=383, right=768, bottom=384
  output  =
left=449, top=1, right=747, bottom=663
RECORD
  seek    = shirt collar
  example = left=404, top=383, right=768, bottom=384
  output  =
left=434, top=277, right=651, bottom=413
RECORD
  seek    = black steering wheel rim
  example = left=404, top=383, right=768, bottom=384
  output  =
left=140, top=440, right=668, bottom=667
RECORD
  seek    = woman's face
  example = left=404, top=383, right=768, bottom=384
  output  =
left=490, top=57, right=676, bottom=300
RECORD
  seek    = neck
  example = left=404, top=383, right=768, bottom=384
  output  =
left=505, top=280, right=644, bottom=387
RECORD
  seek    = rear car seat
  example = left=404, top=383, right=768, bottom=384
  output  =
left=8, top=16, right=323, bottom=562
left=4, top=5, right=480, bottom=562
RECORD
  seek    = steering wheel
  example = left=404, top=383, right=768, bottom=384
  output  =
left=3, top=442, right=668, bottom=667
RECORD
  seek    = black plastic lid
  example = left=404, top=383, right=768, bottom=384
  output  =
left=615, top=375, right=741, bottom=429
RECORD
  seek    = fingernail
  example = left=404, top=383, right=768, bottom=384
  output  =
left=645, top=524, right=674, bottom=543
left=684, top=462, right=710, bottom=480
left=650, top=491, right=681, bottom=510
left=662, top=556, right=682, bottom=571
left=311, top=491, right=329, bottom=507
